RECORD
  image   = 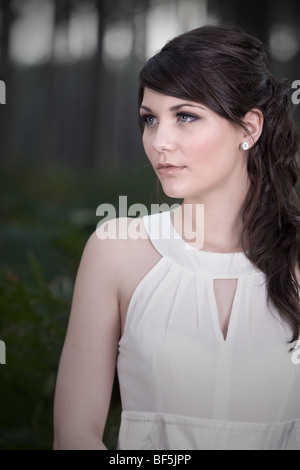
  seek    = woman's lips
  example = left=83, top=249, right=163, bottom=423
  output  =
left=156, top=164, right=186, bottom=175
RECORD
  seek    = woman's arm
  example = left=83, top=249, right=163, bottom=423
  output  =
left=53, top=229, right=121, bottom=450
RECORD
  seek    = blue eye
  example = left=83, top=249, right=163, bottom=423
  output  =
left=177, top=113, right=197, bottom=123
left=140, top=114, right=158, bottom=127
left=139, top=112, right=198, bottom=128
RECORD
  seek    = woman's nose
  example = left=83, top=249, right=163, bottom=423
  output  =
left=152, top=123, right=176, bottom=153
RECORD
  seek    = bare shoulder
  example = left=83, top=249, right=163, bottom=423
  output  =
left=90, top=216, right=155, bottom=255
left=85, top=217, right=160, bottom=282
left=95, top=216, right=150, bottom=247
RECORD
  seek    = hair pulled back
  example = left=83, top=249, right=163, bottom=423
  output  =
left=138, top=23, right=300, bottom=343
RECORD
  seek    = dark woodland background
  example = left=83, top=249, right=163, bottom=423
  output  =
left=0, top=0, right=300, bottom=449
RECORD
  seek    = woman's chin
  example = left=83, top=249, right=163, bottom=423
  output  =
left=160, top=186, right=186, bottom=200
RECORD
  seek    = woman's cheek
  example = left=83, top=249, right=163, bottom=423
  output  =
left=143, top=138, right=154, bottom=162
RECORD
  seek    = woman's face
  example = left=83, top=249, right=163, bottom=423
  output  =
left=140, top=87, right=249, bottom=203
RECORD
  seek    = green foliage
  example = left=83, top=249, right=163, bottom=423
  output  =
left=0, top=254, right=69, bottom=449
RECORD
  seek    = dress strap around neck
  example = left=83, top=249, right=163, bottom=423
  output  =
left=142, top=210, right=261, bottom=279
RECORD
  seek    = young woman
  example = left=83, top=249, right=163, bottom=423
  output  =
left=53, top=24, right=300, bottom=450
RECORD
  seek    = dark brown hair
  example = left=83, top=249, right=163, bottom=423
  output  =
left=138, top=23, right=300, bottom=344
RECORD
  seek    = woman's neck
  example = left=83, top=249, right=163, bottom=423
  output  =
left=172, top=191, right=248, bottom=253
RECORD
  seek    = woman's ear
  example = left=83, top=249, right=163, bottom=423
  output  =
left=241, top=108, right=264, bottom=148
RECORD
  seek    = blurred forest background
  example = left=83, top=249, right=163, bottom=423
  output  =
left=0, top=0, right=300, bottom=450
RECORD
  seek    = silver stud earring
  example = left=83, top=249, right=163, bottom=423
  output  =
left=240, top=142, right=249, bottom=151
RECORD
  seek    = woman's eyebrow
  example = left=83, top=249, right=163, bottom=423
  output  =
left=170, top=103, right=206, bottom=111
left=139, top=103, right=206, bottom=112
left=139, top=105, right=152, bottom=112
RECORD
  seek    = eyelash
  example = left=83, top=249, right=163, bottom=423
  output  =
left=140, top=112, right=198, bottom=127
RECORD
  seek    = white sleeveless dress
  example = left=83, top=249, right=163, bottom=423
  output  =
left=117, top=210, right=300, bottom=450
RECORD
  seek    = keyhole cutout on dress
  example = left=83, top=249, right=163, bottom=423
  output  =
left=213, top=278, right=238, bottom=340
